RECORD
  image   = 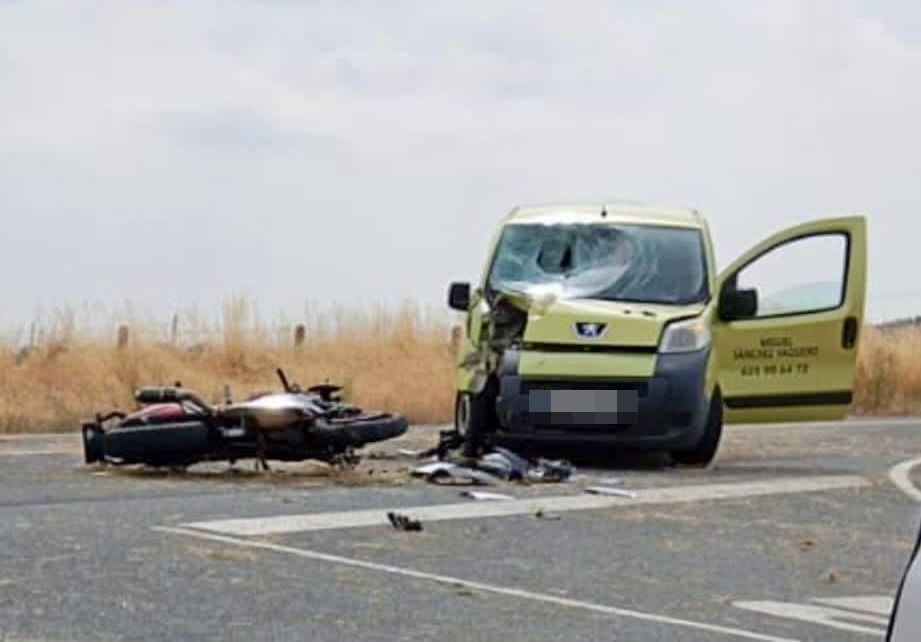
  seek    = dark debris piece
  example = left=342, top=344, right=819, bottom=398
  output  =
left=387, top=511, right=423, bottom=532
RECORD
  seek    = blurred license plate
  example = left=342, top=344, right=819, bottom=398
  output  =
left=528, top=389, right=638, bottom=425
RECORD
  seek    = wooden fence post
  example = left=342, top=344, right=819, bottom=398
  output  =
left=294, top=324, right=306, bottom=348
left=116, top=325, right=130, bottom=349
left=170, top=313, right=179, bottom=346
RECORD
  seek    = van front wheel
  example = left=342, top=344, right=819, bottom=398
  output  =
left=455, top=380, right=497, bottom=458
left=671, top=391, right=723, bottom=467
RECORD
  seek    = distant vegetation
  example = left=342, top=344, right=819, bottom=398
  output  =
left=0, top=299, right=916, bottom=432
left=0, top=299, right=456, bottom=433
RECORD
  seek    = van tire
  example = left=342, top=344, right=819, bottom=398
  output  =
left=671, top=390, right=723, bottom=467
left=456, top=378, right=498, bottom=458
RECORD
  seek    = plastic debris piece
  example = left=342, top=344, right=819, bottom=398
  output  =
left=584, top=486, right=637, bottom=498
left=418, top=429, right=465, bottom=460
left=460, top=491, right=515, bottom=501
left=599, top=477, right=623, bottom=486
left=490, top=447, right=530, bottom=478
left=534, top=509, right=562, bottom=520
left=411, top=461, right=498, bottom=486
left=528, top=458, right=575, bottom=483
left=387, top=511, right=423, bottom=532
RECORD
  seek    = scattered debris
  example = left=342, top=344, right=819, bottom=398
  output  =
left=584, top=486, right=638, bottom=498
left=460, top=490, right=515, bottom=501
left=411, top=462, right=498, bottom=486
left=417, top=429, right=466, bottom=460
left=387, top=512, right=423, bottom=532
left=799, top=538, right=816, bottom=552
left=398, top=449, right=422, bottom=457
left=413, top=436, right=574, bottom=487
left=528, top=458, right=575, bottom=483
left=599, top=477, right=623, bottom=486
left=534, top=509, right=561, bottom=520
left=823, top=570, right=839, bottom=584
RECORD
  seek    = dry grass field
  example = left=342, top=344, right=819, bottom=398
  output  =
left=0, top=300, right=917, bottom=433
left=0, top=300, right=457, bottom=433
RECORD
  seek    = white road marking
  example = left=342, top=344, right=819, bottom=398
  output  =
left=182, top=474, right=869, bottom=536
left=729, top=417, right=921, bottom=431
left=888, top=457, right=921, bottom=502
left=811, top=596, right=893, bottom=616
left=733, top=599, right=888, bottom=636
left=155, top=525, right=800, bottom=642
left=0, top=447, right=78, bottom=457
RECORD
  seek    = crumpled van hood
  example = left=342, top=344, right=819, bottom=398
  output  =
left=498, top=290, right=706, bottom=348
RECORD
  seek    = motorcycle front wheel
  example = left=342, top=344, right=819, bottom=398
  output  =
left=309, top=413, right=409, bottom=448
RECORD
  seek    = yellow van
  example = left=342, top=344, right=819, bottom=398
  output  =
left=447, top=202, right=867, bottom=465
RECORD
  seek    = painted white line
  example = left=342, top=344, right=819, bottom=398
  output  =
left=889, top=457, right=921, bottom=502
left=0, top=447, right=78, bottom=457
left=182, top=474, right=870, bottom=536
left=155, top=525, right=800, bottom=642
left=810, top=596, right=893, bottom=616
left=733, top=599, right=887, bottom=636
left=730, top=417, right=921, bottom=431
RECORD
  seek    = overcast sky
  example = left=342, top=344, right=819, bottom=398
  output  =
left=1, top=0, right=919, bottom=331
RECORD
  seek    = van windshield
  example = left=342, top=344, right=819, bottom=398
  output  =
left=486, top=222, right=709, bottom=305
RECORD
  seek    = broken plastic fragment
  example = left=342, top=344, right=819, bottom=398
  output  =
left=584, top=486, right=637, bottom=498
left=411, top=462, right=498, bottom=486
left=528, top=458, right=575, bottom=483
left=387, top=511, right=423, bottom=532
left=460, top=491, right=516, bottom=501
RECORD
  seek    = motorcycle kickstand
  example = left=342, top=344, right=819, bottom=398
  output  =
left=256, top=432, right=271, bottom=473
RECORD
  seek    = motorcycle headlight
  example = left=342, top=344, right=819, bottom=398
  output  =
left=659, top=315, right=711, bottom=354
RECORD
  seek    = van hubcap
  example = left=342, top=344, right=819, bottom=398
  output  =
left=455, top=394, right=471, bottom=437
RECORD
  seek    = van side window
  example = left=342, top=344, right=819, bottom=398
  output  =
left=736, top=233, right=848, bottom=317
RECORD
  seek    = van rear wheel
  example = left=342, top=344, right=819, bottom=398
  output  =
left=671, top=391, right=723, bottom=467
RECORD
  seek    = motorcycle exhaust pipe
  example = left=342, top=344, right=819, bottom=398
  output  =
left=82, top=422, right=105, bottom=464
left=82, top=420, right=211, bottom=465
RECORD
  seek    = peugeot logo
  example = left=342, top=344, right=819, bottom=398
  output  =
left=574, top=322, right=607, bottom=340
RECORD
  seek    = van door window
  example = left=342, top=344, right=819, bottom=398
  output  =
left=736, top=233, right=848, bottom=318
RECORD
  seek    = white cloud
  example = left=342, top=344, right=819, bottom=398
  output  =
left=0, top=0, right=919, bottom=326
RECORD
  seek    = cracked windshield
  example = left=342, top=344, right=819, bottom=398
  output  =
left=488, top=223, right=708, bottom=304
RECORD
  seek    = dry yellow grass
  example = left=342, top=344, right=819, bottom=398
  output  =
left=0, top=300, right=458, bottom=433
left=0, top=301, right=918, bottom=433
left=852, top=324, right=921, bottom=415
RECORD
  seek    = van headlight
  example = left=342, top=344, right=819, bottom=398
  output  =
left=659, top=315, right=711, bottom=353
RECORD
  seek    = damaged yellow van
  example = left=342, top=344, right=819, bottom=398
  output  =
left=447, top=202, right=867, bottom=465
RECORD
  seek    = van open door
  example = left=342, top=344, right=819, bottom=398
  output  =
left=712, top=216, right=867, bottom=424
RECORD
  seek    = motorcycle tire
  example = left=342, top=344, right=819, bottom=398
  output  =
left=309, top=413, right=408, bottom=448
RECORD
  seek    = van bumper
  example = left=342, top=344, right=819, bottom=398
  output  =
left=494, top=348, right=710, bottom=450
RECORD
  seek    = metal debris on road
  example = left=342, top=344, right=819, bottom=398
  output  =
left=460, top=490, right=516, bottom=501
left=410, top=461, right=499, bottom=486
left=584, top=486, right=638, bottom=498
left=527, top=458, right=575, bottom=483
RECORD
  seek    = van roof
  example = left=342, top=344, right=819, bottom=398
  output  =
left=504, top=201, right=705, bottom=228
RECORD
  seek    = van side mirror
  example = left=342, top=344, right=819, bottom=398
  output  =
left=719, top=288, right=758, bottom=321
left=448, top=282, right=471, bottom=311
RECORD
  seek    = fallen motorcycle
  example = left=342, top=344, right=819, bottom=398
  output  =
left=81, top=369, right=408, bottom=468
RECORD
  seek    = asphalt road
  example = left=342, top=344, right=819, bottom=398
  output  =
left=3, top=419, right=921, bottom=641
